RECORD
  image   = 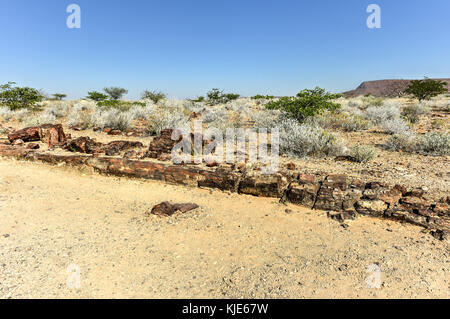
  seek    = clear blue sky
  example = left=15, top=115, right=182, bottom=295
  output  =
left=1, top=0, right=449, bottom=99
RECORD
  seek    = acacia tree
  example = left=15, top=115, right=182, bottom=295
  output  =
left=142, top=90, right=166, bottom=103
left=87, top=91, right=108, bottom=101
left=0, top=81, right=44, bottom=110
left=52, top=93, right=67, bottom=100
left=104, top=87, right=128, bottom=100
left=405, top=78, right=448, bottom=101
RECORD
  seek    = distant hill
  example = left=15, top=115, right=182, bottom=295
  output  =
left=343, top=79, right=450, bottom=97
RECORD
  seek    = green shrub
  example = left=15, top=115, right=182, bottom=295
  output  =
left=0, top=82, right=44, bottom=110
left=142, top=90, right=166, bottom=103
left=87, top=91, right=108, bottom=101
left=251, top=94, right=275, bottom=100
left=96, top=100, right=145, bottom=111
left=206, top=88, right=240, bottom=105
left=265, top=87, right=341, bottom=121
left=349, top=145, right=378, bottom=163
left=405, top=78, right=448, bottom=101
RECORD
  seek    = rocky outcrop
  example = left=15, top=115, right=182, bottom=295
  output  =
left=8, top=124, right=66, bottom=147
left=343, top=78, right=450, bottom=97
left=1, top=140, right=448, bottom=240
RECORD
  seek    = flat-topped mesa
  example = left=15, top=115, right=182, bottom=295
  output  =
left=8, top=124, right=66, bottom=147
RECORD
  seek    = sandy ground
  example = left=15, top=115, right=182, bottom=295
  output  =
left=0, top=159, right=449, bottom=299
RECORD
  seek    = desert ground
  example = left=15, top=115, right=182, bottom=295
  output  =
left=0, top=159, right=449, bottom=299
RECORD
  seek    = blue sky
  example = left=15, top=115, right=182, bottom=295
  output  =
left=0, top=0, right=449, bottom=99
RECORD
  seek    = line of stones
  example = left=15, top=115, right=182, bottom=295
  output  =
left=1, top=143, right=448, bottom=240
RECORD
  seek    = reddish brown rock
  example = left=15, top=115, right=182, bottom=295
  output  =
left=148, top=129, right=181, bottom=158
left=286, top=162, right=296, bottom=170
left=400, top=196, right=434, bottom=217
left=8, top=127, right=41, bottom=142
left=65, top=136, right=103, bottom=154
left=149, top=201, right=199, bottom=216
left=39, top=124, right=66, bottom=147
left=108, top=129, right=122, bottom=136
left=314, top=175, right=348, bottom=211
left=239, top=174, right=289, bottom=198
left=26, top=143, right=40, bottom=150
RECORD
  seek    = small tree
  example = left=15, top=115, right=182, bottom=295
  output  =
left=266, top=87, right=342, bottom=121
left=52, top=93, right=67, bottom=100
left=142, top=90, right=166, bottom=103
left=104, top=87, right=128, bottom=100
left=405, top=78, right=448, bottom=101
left=0, top=81, right=44, bottom=110
left=87, top=91, right=108, bottom=101
left=206, top=88, right=240, bottom=105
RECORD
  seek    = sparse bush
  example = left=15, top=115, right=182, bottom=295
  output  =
left=308, top=112, right=371, bottom=132
left=250, top=110, right=284, bottom=129
left=142, top=90, right=166, bottom=103
left=266, top=87, right=341, bottom=121
left=0, top=82, right=44, bottom=110
left=431, top=119, right=445, bottom=129
left=420, top=132, right=450, bottom=155
left=380, top=118, right=410, bottom=134
left=24, top=112, right=57, bottom=127
left=401, top=103, right=430, bottom=123
left=93, top=109, right=132, bottom=131
left=103, top=87, right=128, bottom=100
left=405, top=78, right=448, bottom=101
left=349, top=145, right=378, bottom=163
left=385, top=132, right=418, bottom=153
left=202, top=108, right=227, bottom=123
left=128, top=104, right=156, bottom=120
left=147, top=108, right=189, bottom=135
left=279, top=118, right=345, bottom=158
left=361, top=95, right=384, bottom=107
left=342, top=114, right=371, bottom=132
left=364, top=105, right=400, bottom=124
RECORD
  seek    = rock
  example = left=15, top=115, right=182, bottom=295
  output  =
left=327, top=211, right=356, bottom=223
left=314, top=175, right=348, bottom=211
left=39, top=124, right=66, bottom=147
left=12, top=139, right=24, bottom=146
left=239, top=174, right=289, bottom=198
left=286, top=162, right=296, bottom=170
left=123, top=150, right=146, bottom=159
left=148, top=129, right=181, bottom=159
left=400, top=196, right=434, bottom=217
left=65, top=136, right=103, bottom=154
left=430, top=229, right=448, bottom=241
left=108, top=129, right=122, bottom=136
left=8, top=124, right=66, bottom=147
left=104, top=128, right=112, bottom=134
left=103, top=140, right=144, bottom=155
left=26, top=143, right=40, bottom=150
left=8, top=127, right=41, bottom=142
left=149, top=201, right=199, bottom=216
left=355, top=200, right=388, bottom=216
left=287, top=175, right=320, bottom=208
